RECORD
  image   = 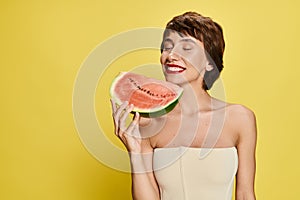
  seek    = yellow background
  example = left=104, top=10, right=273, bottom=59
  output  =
left=1, top=0, right=299, bottom=199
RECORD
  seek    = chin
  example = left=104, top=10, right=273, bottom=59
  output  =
left=164, top=75, right=186, bottom=86
left=164, top=72, right=200, bottom=86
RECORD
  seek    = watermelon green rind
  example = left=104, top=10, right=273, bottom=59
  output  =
left=138, top=99, right=180, bottom=118
left=109, top=72, right=128, bottom=107
left=110, top=72, right=183, bottom=116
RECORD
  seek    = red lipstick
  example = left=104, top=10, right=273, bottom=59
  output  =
left=165, top=64, right=186, bottom=74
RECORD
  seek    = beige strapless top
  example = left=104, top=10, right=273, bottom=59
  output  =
left=153, top=147, right=238, bottom=200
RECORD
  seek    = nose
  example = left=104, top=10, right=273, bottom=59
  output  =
left=166, top=50, right=180, bottom=62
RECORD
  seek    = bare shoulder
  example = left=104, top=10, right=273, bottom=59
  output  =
left=226, top=104, right=257, bottom=145
left=213, top=99, right=256, bottom=123
left=226, top=104, right=256, bottom=119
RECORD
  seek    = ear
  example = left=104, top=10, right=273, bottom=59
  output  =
left=205, top=62, right=214, bottom=72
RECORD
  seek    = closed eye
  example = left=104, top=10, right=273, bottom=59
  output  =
left=181, top=38, right=195, bottom=51
left=162, top=44, right=173, bottom=51
left=162, top=38, right=174, bottom=51
left=163, top=47, right=173, bottom=51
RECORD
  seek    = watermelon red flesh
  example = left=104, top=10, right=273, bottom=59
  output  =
left=129, top=83, right=176, bottom=109
left=110, top=72, right=183, bottom=113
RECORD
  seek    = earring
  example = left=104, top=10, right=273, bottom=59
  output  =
left=206, top=63, right=214, bottom=71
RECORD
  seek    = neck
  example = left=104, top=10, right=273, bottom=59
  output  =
left=176, top=79, right=213, bottom=115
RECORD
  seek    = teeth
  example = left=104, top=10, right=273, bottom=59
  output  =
left=167, top=67, right=184, bottom=72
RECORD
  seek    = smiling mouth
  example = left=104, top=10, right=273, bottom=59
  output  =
left=165, top=64, right=186, bottom=74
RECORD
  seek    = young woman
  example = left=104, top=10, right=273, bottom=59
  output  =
left=111, top=12, right=257, bottom=200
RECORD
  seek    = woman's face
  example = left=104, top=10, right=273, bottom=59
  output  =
left=160, top=31, right=210, bottom=86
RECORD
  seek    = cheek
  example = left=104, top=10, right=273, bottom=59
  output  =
left=184, top=51, right=206, bottom=69
left=160, top=53, right=167, bottom=64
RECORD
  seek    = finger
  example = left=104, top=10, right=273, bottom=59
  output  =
left=110, top=99, right=117, bottom=113
left=115, top=101, right=128, bottom=118
left=110, top=99, right=118, bottom=131
left=114, top=101, right=129, bottom=132
left=119, top=104, right=134, bottom=133
left=112, top=101, right=128, bottom=135
left=126, top=112, right=140, bottom=137
left=111, top=99, right=121, bottom=134
left=133, top=111, right=139, bottom=120
left=120, top=104, right=134, bottom=122
left=135, top=111, right=140, bottom=120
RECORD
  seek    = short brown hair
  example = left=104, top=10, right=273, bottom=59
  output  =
left=162, top=12, right=225, bottom=90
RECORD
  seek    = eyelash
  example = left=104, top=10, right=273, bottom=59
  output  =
left=163, top=47, right=173, bottom=51
left=162, top=45, right=193, bottom=51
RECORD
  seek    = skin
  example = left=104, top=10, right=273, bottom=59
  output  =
left=111, top=31, right=257, bottom=200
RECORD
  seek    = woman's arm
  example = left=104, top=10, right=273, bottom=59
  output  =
left=235, top=105, right=257, bottom=200
left=111, top=100, right=160, bottom=200
left=130, top=142, right=160, bottom=200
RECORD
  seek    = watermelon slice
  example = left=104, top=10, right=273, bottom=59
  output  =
left=110, top=72, right=183, bottom=117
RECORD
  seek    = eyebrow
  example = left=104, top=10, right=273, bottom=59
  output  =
left=163, top=38, right=173, bottom=44
left=163, top=38, right=196, bottom=44
left=180, top=38, right=196, bottom=44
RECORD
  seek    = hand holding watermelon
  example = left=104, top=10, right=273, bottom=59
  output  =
left=111, top=99, right=147, bottom=153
